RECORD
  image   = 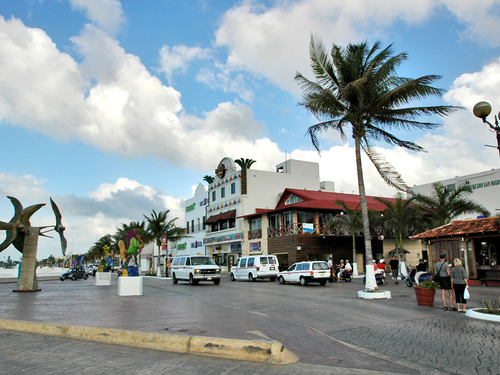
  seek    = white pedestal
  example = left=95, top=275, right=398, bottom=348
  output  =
left=95, top=272, right=112, bottom=286
left=118, top=276, right=143, bottom=296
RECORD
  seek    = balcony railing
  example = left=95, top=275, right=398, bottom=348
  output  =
left=267, top=224, right=419, bottom=238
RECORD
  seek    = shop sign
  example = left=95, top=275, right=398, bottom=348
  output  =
left=191, top=241, right=202, bottom=248
left=177, top=243, right=187, bottom=250
left=231, top=244, right=242, bottom=252
left=186, top=203, right=196, bottom=212
left=303, top=223, right=314, bottom=233
left=250, top=242, right=261, bottom=252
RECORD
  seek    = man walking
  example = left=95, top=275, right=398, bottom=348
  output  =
left=389, top=255, right=399, bottom=285
left=435, top=254, right=456, bottom=311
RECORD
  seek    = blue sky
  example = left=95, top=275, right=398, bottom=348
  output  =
left=1, top=0, right=500, bottom=261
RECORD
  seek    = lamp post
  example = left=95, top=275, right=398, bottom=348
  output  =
left=473, top=101, right=500, bottom=162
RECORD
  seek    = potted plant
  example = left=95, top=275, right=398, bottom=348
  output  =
left=414, top=280, right=440, bottom=307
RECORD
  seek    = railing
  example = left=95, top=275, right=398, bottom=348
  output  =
left=248, top=229, right=262, bottom=240
left=267, top=224, right=420, bottom=238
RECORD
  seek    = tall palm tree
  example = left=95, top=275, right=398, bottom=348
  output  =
left=376, top=193, right=422, bottom=261
left=411, top=182, right=490, bottom=228
left=235, top=158, right=256, bottom=169
left=295, top=36, right=461, bottom=291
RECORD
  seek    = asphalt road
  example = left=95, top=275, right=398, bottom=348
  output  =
left=0, top=274, right=499, bottom=374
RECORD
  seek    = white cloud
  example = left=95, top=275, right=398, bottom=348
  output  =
left=197, top=63, right=254, bottom=102
left=69, top=0, right=125, bottom=36
left=159, top=44, right=211, bottom=84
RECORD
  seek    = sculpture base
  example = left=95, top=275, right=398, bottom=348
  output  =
left=95, top=272, right=112, bottom=286
left=358, top=290, right=392, bottom=299
left=118, top=276, right=143, bottom=296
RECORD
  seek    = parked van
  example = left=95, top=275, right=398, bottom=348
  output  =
left=230, top=255, right=279, bottom=282
left=171, top=255, right=221, bottom=285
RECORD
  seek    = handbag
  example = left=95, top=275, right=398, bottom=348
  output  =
left=464, top=287, right=470, bottom=300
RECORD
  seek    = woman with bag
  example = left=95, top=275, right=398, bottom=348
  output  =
left=450, top=258, right=468, bottom=313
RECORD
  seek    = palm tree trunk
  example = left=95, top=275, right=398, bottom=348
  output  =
left=355, top=136, right=377, bottom=291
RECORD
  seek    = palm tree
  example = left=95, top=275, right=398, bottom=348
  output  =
left=376, top=193, right=422, bottom=261
left=411, top=182, right=490, bottom=228
left=329, top=200, right=380, bottom=275
left=203, top=175, right=214, bottom=184
left=235, top=158, right=256, bottom=169
left=144, top=209, right=190, bottom=275
left=295, top=36, right=460, bottom=291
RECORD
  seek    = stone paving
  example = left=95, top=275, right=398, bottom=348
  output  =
left=331, top=315, right=500, bottom=375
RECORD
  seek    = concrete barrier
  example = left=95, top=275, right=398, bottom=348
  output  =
left=0, top=319, right=297, bottom=364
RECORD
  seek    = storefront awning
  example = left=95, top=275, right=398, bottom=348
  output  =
left=205, top=209, right=236, bottom=224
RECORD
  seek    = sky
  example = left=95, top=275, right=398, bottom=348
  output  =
left=1, top=0, right=500, bottom=261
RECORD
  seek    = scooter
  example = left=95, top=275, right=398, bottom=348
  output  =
left=406, top=269, right=433, bottom=287
left=331, top=269, right=352, bottom=282
left=363, top=272, right=386, bottom=285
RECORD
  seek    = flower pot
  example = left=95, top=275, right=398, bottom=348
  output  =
left=414, top=286, right=436, bottom=307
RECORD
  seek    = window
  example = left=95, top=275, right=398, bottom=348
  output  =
left=268, top=256, right=276, bottom=264
left=212, top=191, right=216, bottom=201
left=285, top=195, right=303, bottom=205
left=283, top=212, right=293, bottom=226
left=269, top=215, right=280, bottom=228
left=221, top=220, right=228, bottom=230
left=239, top=258, right=247, bottom=267
left=247, top=257, right=255, bottom=267
left=302, top=263, right=310, bottom=270
left=229, top=219, right=235, bottom=229
left=297, top=211, right=314, bottom=224
left=186, top=222, right=190, bottom=233
left=191, top=220, right=194, bottom=233
left=212, top=222, right=219, bottom=231
left=250, top=218, right=262, bottom=231
left=185, top=257, right=191, bottom=266
left=296, top=263, right=303, bottom=271
left=313, top=262, right=329, bottom=270
left=203, top=216, right=206, bottom=230
left=231, top=182, right=236, bottom=194
left=259, top=257, right=268, bottom=264
left=221, top=187, right=225, bottom=198
left=287, top=264, right=296, bottom=271
left=197, top=218, right=200, bottom=232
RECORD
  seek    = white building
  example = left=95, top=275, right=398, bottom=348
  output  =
left=203, top=157, right=335, bottom=271
left=411, top=168, right=500, bottom=219
left=174, top=183, right=209, bottom=257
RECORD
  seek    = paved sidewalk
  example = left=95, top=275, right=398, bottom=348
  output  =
left=0, top=274, right=499, bottom=374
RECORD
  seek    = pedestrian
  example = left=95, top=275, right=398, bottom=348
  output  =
left=327, top=257, right=333, bottom=280
left=389, top=255, right=399, bottom=284
left=435, top=254, right=456, bottom=311
left=450, top=258, right=468, bottom=313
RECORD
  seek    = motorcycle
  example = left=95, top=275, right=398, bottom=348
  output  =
left=331, top=269, right=352, bottom=282
left=406, top=269, right=433, bottom=287
left=363, top=272, right=386, bottom=285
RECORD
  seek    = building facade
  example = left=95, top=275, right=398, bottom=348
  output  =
left=203, top=157, right=334, bottom=271
left=411, top=168, right=500, bottom=218
left=175, top=183, right=208, bottom=257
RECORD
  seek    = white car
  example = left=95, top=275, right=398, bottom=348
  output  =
left=278, top=261, right=330, bottom=286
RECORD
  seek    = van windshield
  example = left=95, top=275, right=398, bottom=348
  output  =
left=191, top=257, right=216, bottom=266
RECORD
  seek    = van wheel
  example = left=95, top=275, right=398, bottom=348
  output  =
left=249, top=273, right=255, bottom=282
left=300, top=277, right=307, bottom=286
left=270, top=277, right=276, bottom=282
left=213, top=279, right=220, bottom=285
left=189, top=274, right=197, bottom=285
left=230, top=273, right=236, bottom=281
left=278, top=276, right=285, bottom=284
left=319, top=280, right=327, bottom=286
left=172, top=273, right=178, bottom=284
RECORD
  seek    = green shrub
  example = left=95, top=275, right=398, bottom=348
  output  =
left=419, top=280, right=440, bottom=290
left=480, top=298, right=500, bottom=315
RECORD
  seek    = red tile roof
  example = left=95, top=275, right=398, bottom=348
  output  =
left=274, top=188, right=394, bottom=212
left=412, top=217, right=500, bottom=239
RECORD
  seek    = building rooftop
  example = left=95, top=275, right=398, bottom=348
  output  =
left=411, top=217, right=500, bottom=239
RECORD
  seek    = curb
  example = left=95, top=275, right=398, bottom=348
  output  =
left=0, top=319, right=297, bottom=364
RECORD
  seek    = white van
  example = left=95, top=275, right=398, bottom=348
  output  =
left=230, top=255, right=279, bottom=282
left=171, top=255, right=221, bottom=285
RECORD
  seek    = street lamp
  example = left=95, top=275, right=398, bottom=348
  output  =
left=473, top=101, right=500, bottom=162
